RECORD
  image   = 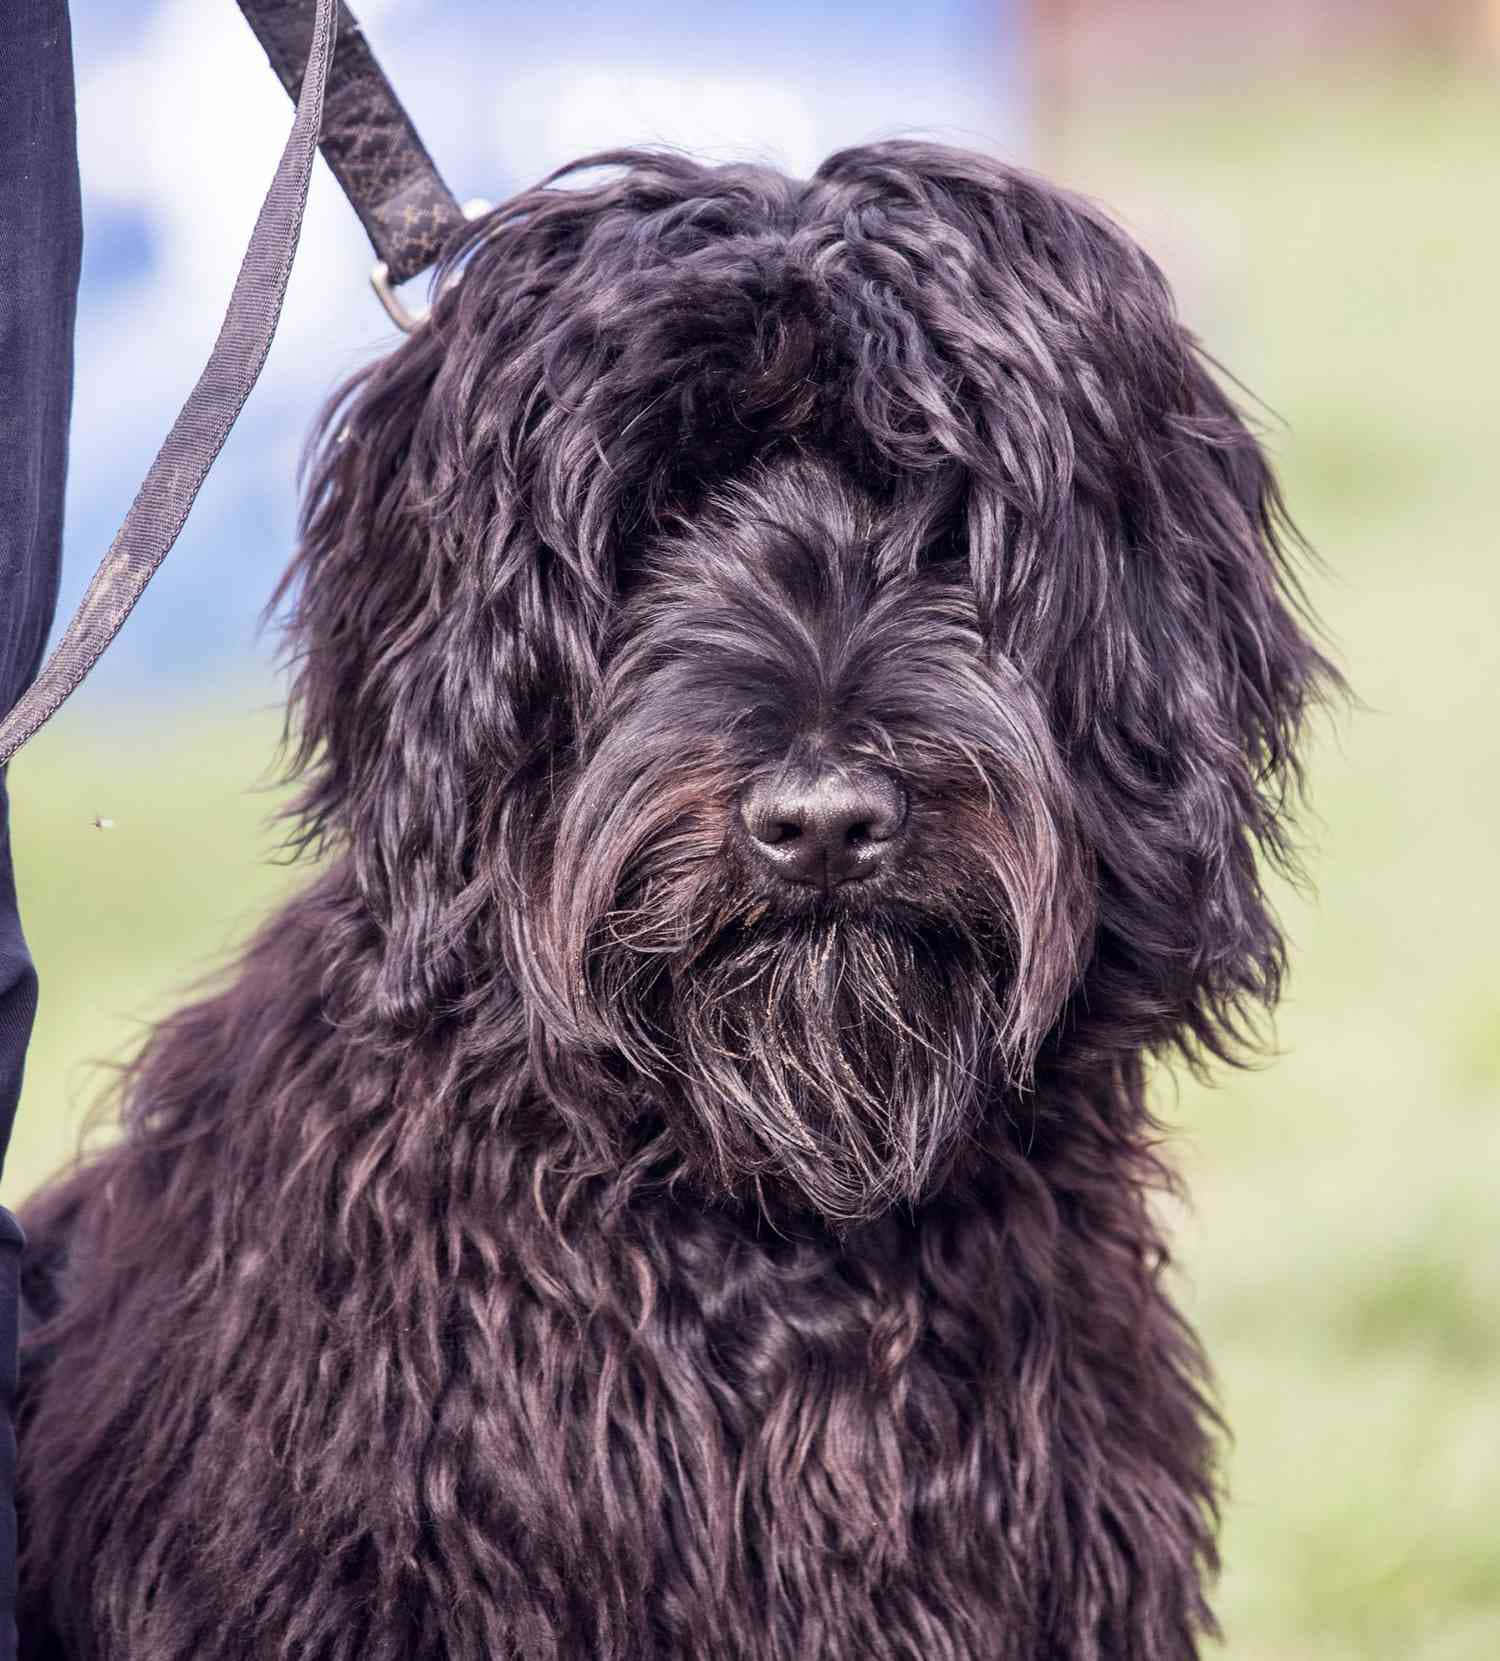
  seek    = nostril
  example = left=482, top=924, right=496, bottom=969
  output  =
left=762, top=820, right=802, bottom=846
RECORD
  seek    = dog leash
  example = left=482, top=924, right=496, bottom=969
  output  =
left=0, top=0, right=465, bottom=767
left=234, top=0, right=472, bottom=330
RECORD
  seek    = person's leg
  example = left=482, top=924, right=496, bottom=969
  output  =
left=0, top=2, right=83, bottom=1654
left=0, top=784, right=36, bottom=1661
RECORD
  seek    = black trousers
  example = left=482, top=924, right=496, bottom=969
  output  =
left=0, top=3, right=83, bottom=1656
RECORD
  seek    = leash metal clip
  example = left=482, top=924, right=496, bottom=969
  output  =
left=370, top=197, right=492, bottom=333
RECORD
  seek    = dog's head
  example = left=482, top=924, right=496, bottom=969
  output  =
left=282, top=143, right=1333, bottom=1223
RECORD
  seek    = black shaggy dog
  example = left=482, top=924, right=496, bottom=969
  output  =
left=17, top=142, right=1333, bottom=1660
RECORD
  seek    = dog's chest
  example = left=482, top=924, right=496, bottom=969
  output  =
left=314, top=1193, right=1016, bottom=1659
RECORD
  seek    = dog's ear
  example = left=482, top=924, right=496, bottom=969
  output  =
left=1034, top=341, right=1340, bottom=1067
left=277, top=224, right=616, bottom=1031
left=817, top=145, right=1339, bottom=1062
left=963, top=171, right=1339, bottom=1064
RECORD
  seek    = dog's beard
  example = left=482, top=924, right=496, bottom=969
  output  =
left=537, top=754, right=1085, bottom=1226
left=534, top=609, right=1091, bottom=1225
left=658, top=910, right=1006, bottom=1224
left=551, top=822, right=1027, bottom=1225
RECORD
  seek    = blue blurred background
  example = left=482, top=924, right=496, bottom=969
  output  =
left=8, top=3, right=1500, bottom=1657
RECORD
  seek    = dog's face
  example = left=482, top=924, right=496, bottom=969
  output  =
left=547, top=459, right=1090, bottom=1220
left=283, top=143, right=1332, bottom=1224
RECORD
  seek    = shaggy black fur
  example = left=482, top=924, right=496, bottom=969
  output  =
left=16, top=142, right=1334, bottom=1660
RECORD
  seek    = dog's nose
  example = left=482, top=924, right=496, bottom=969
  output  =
left=739, top=764, right=907, bottom=888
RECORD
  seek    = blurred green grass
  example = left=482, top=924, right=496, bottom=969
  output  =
left=4, top=62, right=1497, bottom=1661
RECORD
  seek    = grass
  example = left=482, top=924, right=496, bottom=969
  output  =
left=4, top=60, right=1497, bottom=1661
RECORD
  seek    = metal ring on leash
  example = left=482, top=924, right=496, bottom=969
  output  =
left=370, top=197, right=493, bottom=333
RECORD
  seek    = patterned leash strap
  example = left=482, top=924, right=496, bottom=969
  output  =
left=235, top=0, right=470, bottom=326
left=0, top=0, right=464, bottom=766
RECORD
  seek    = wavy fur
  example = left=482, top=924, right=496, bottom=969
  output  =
left=16, top=142, right=1334, bottom=1660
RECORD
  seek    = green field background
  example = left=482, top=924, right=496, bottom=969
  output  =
left=4, top=67, right=1497, bottom=1661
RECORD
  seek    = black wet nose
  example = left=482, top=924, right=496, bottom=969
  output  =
left=739, top=765, right=907, bottom=889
